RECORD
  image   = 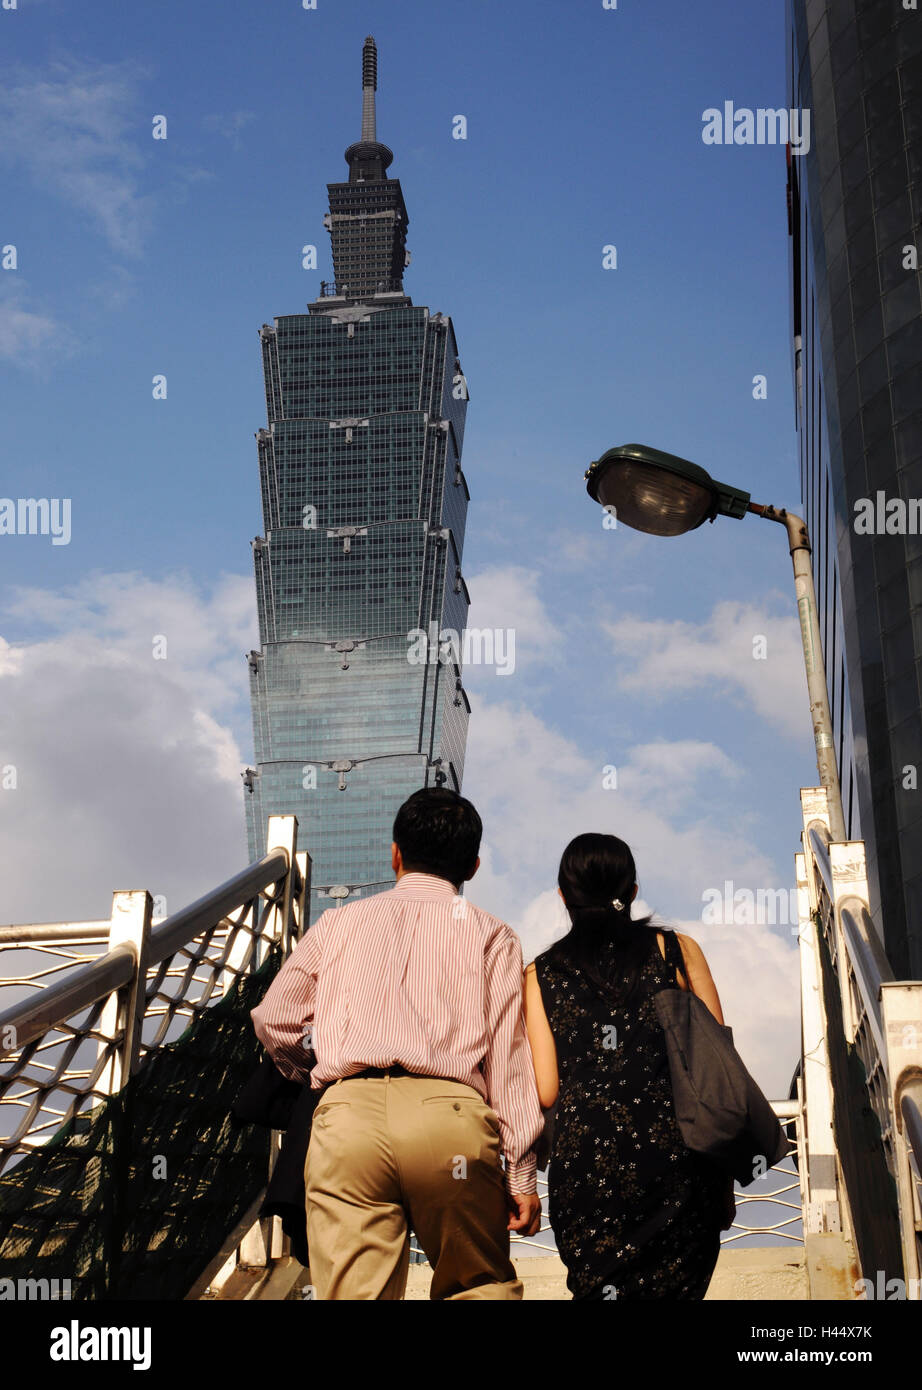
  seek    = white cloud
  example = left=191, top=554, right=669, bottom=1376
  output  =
left=81, top=263, right=138, bottom=314
left=462, top=695, right=800, bottom=1097
left=203, top=110, right=257, bottom=148
left=463, top=699, right=770, bottom=924
left=0, top=571, right=258, bottom=925
left=0, top=298, right=60, bottom=359
left=512, top=893, right=798, bottom=1098
left=619, top=738, right=740, bottom=814
left=464, top=563, right=566, bottom=681
left=604, top=598, right=814, bottom=740
left=683, top=915, right=800, bottom=1099
left=0, top=281, right=77, bottom=364
left=515, top=895, right=799, bottom=1098
left=0, top=58, right=152, bottom=256
left=0, top=565, right=802, bottom=1097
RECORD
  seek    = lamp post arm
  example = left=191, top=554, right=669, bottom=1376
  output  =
left=748, top=502, right=848, bottom=844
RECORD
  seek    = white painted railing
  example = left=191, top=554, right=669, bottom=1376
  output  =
left=799, top=786, right=922, bottom=1296
left=5, top=791, right=919, bottom=1301
left=0, top=817, right=308, bottom=1174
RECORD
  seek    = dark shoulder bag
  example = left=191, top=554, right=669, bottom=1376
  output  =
left=231, top=1050, right=326, bottom=1268
left=654, top=930, right=787, bottom=1187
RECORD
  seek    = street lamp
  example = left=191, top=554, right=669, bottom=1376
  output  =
left=585, top=442, right=847, bottom=844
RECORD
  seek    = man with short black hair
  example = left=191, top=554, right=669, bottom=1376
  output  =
left=251, top=786, right=544, bottom=1299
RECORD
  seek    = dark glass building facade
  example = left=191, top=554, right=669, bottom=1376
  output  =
left=243, top=38, right=472, bottom=922
left=787, top=2, right=922, bottom=976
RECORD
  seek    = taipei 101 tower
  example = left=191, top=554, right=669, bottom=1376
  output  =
left=243, top=37, right=473, bottom=923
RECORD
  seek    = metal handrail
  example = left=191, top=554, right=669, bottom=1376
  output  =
left=900, top=1083, right=922, bottom=1183
left=0, top=923, right=111, bottom=945
left=0, top=849, right=292, bottom=1060
left=318, top=279, right=404, bottom=297
left=803, top=799, right=922, bottom=1289
left=806, top=822, right=894, bottom=1061
left=147, top=849, right=289, bottom=967
left=806, top=822, right=833, bottom=900
left=839, top=898, right=893, bottom=1071
left=0, top=943, right=136, bottom=1058
left=839, top=897, right=894, bottom=983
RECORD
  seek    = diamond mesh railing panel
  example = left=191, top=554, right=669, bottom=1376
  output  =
left=0, top=934, right=109, bottom=1007
left=0, top=949, right=280, bottom=1300
left=140, top=892, right=276, bottom=1057
left=0, top=935, right=119, bottom=1160
left=0, top=865, right=293, bottom=1177
left=0, top=841, right=305, bottom=1299
left=721, top=1112, right=804, bottom=1245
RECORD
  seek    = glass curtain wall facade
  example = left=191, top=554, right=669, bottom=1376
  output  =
left=243, top=38, right=472, bottom=923
left=787, top=2, right=922, bottom=976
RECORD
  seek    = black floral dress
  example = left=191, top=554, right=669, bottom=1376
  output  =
left=534, top=927, right=726, bottom=1300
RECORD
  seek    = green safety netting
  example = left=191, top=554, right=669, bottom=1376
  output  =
left=0, top=948, right=279, bottom=1300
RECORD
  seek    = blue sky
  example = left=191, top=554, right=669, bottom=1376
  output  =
left=0, top=0, right=816, bottom=1092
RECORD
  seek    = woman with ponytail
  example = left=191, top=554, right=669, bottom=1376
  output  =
left=523, top=832, right=732, bottom=1300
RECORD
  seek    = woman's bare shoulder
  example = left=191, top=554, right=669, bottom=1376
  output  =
left=674, top=931, right=706, bottom=959
left=654, top=927, right=705, bottom=963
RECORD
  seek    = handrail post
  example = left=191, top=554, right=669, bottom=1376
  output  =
left=265, top=816, right=298, bottom=960
left=880, top=983, right=922, bottom=1295
left=800, top=787, right=830, bottom=900
left=97, top=890, right=152, bottom=1096
left=220, top=832, right=297, bottom=997
left=295, top=850, right=311, bottom=942
left=801, top=787, right=864, bottom=1045
left=795, top=851, right=840, bottom=1234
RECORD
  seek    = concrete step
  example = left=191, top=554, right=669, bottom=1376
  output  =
left=402, top=1250, right=812, bottom=1301
left=263, top=1239, right=858, bottom=1300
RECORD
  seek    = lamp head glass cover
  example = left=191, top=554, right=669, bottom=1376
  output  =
left=585, top=444, right=750, bottom=537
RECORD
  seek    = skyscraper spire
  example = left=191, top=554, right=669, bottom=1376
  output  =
left=344, top=34, right=393, bottom=182
left=361, top=35, right=377, bottom=142
left=326, top=34, right=408, bottom=298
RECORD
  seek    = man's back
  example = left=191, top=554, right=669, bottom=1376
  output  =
left=249, top=786, right=543, bottom=1299
left=251, top=871, right=541, bottom=1193
left=310, top=875, right=508, bottom=1083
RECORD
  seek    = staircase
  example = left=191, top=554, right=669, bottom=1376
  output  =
left=1, top=798, right=919, bottom=1301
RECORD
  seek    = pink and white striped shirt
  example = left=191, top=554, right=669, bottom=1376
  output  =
left=250, top=871, right=543, bottom=1193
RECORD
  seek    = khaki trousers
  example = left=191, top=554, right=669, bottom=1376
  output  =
left=304, top=1074, right=523, bottom=1300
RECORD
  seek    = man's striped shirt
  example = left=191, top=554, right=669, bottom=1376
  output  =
left=250, top=871, right=543, bottom=1193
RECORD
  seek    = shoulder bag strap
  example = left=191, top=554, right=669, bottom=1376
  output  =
left=660, top=928, right=691, bottom=992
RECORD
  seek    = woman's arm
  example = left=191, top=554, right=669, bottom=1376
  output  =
left=674, top=932, right=725, bottom=1025
left=523, top=963, right=559, bottom=1109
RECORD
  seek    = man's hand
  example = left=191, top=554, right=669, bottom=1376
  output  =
left=506, top=1191, right=542, bottom=1237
